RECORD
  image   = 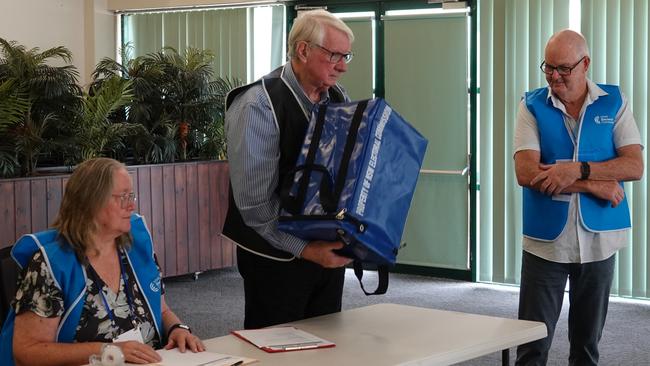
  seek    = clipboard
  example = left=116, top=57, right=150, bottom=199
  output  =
left=231, top=326, right=335, bottom=353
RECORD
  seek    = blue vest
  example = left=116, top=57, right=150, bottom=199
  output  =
left=522, top=85, right=631, bottom=241
left=0, top=213, right=162, bottom=366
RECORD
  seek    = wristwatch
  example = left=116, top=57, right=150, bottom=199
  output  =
left=580, top=161, right=591, bottom=180
left=167, top=323, right=192, bottom=338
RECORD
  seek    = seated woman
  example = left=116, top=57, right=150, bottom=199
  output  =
left=0, top=158, right=204, bottom=366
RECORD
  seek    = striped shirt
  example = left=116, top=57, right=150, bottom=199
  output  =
left=225, top=62, right=349, bottom=257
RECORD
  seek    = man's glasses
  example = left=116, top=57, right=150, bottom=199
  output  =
left=540, top=56, right=586, bottom=76
left=310, top=42, right=354, bottom=64
left=112, top=192, right=137, bottom=208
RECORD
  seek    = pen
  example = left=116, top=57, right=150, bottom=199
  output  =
left=228, top=361, right=244, bottom=366
left=267, top=341, right=323, bottom=348
left=195, top=356, right=231, bottom=366
left=281, top=344, right=320, bottom=351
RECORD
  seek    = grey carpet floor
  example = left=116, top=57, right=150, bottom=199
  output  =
left=164, top=267, right=650, bottom=365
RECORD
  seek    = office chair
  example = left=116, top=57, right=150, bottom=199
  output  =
left=0, top=245, right=19, bottom=329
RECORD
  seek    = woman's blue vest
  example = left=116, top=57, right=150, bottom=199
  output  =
left=0, top=213, right=162, bottom=366
left=523, top=85, right=630, bottom=241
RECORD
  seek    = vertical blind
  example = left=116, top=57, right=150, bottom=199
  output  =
left=582, top=0, right=649, bottom=298
left=479, top=0, right=650, bottom=299
left=122, top=8, right=249, bottom=81
left=478, top=0, right=570, bottom=285
left=123, top=6, right=284, bottom=81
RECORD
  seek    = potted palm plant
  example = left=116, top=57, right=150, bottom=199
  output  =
left=0, top=40, right=241, bottom=277
left=91, top=46, right=177, bottom=164
left=92, top=46, right=242, bottom=163
left=151, top=47, right=219, bottom=161
left=63, top=76, right=143, bottom=164
left=0, top=80, right=29, bottom=177
left=0, top=38, right=82, bottom=177
left=140, top=47, right=242, bottom=160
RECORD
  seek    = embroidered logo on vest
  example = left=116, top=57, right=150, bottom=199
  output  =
left=594, top=115, right=614, bottom=124
left=150, top=277, right=161, bottom=292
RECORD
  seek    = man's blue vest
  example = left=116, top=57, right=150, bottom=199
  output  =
left=0, top=213, right=162, bottom=366
left=522, top=84, right=631, bottom=241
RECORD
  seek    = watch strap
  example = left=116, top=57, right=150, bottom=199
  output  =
left=580, top=161, right=590, bottom=180
left=167, top=323, right=191, bottom=338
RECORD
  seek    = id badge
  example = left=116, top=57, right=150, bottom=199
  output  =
left=113, top=325, right=144, bottom=343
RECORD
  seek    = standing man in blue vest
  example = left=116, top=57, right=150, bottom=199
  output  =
left=513, top=30, right=644, bottom=365
left=223, top=10, right=354, bottom=329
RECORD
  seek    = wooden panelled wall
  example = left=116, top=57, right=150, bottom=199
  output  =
left=0, top=161, right=235, bottom=277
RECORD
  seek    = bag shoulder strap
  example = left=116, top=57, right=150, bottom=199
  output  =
left=321, top=100, right=368, bottom=213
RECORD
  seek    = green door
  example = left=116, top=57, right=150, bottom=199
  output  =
left=338, top=15, right=374, bottom=100
left=333, top=9, right=471, bottom=272
left=384, top=13, right=470, bottom=270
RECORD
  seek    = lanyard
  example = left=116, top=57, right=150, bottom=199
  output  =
left=88, top=249, right=139, bottom=329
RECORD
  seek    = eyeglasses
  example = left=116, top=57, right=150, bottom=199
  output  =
left=540, top=56, right=586, bottom=76
left=112, top=192, right=137, bottom=208
left=309, top=42, right=354, bottom=64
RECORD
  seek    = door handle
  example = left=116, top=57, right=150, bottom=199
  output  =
left=420, top=166, right=469, bottom=176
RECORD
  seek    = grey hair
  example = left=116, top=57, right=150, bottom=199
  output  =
left=52, top=158, right=131, bottom=261
left=287, top=9, right=354, bottom=59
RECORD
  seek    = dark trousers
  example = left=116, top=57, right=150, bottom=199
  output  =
left=516, top=251, right=616, bottom=366
left=236, top=246, right=346, bottom=329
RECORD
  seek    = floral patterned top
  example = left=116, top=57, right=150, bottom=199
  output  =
left=13, top=249, right=165, bottom=348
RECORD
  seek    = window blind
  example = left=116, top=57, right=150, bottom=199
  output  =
left=478, top=0, right=570, bottom=284
left=480, top=0, right=650, bottom=300
left=582, top=0, right=649, bottom=298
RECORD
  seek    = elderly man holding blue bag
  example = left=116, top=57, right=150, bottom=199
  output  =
left=223, top=9, right=355, bottom=330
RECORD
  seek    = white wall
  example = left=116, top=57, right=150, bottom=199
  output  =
left=0, top=0, right=268, bottom=85
left=88, top=0, right=117, bottom=84
left=0, top=0, right=116, bottom=87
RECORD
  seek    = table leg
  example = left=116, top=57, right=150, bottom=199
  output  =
left=502, top=349, right=510, bottom=366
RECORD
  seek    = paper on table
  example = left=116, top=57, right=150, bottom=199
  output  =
left=129, top=348, right=256, bottom=366
left=232, top=326, right=335, bottom=352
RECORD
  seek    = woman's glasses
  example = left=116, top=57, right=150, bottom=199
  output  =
left=112, top=192, right=137, bottom=208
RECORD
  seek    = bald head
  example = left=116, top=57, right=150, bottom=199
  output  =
left=543, top=29, right=591, bottom=105
left=545, top=29, right=590, bottom=60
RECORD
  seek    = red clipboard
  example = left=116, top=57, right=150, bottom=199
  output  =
left=231, top=326, right=336, bottom=353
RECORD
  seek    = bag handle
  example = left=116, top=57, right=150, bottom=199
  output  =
left=280, top=100, right=369, bottom=215
left=353, top=260, right=389, bottom=295
left=328, top=100, right=368, bottom=213
left=280, top=104, right=329, bottom=214
left=280, top=164, right=334, bottom=214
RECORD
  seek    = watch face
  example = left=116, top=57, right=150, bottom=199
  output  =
left=581, top=162, right=590, bottom=179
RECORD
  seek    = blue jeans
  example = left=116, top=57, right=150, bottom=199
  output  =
left=515, top=251, right=615, bottom=366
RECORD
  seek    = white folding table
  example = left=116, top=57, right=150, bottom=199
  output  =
left=203, top=303, right=547, bottom=365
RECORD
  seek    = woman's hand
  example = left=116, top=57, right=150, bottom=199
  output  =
left=164, top=328, right=205, bottom=353
left=114, top=340, right=162, bottom=364
left=160, top=295, right=205, bottom=353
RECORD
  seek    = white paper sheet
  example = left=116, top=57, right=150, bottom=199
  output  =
left=130, top=349, right=253, bottom=366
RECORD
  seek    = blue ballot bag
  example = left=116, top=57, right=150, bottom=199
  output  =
left=278, top=98, right=427, bottom=295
